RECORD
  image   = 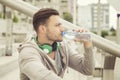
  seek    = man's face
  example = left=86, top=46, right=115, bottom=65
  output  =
left=45, top=15, right=64, bottom=42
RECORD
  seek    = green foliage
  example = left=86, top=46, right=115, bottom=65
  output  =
left=0, top=12, right=2, bottom=18
left=63, top=12, right=73, bottom=23
left=111, top=31, right=116, bottom=36
left=101, top=30, right=109, bottom=38
left=13, top=14, right=19, bottom=23
left=110, top=27, right=116, bottom=36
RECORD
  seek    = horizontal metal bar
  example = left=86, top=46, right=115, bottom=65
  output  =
left=0, top=0, right=38, bottom=17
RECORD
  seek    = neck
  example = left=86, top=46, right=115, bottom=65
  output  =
left=37, top=35, right=53, bottom=45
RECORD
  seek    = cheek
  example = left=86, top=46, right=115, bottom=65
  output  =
left=47, top=30, right=55, bottom=37
left=56, top=29, right=60, bottom=32
left=47, top=28, right=60, bottom=37
left=54, top=29, right=61, bottom=35
left=51, top=29, right=60, bottom=34
left=49, top=31, right=58, bottom=37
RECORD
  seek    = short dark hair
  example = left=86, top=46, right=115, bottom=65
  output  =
left=33, top=8, right=59, bottom=32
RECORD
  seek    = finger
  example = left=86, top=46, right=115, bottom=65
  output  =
left=81, top=28, right=88, bottom=32
left=74, top=38, right=83, bottom=42
left=73, top=29, right=82, bottom=32
left=73, top=28, right=88, bottom=33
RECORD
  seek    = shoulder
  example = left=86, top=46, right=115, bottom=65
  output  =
left=18, top=40, right=43, bottom=62
left=18, top=46, right=42, bottom=64
left=18, top=36, right=42, bottom=56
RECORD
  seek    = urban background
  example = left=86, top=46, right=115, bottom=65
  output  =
left=0, top=0, right=120, bottom=80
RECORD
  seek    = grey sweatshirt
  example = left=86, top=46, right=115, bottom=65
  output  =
left=18, top=37, right=94, bottom=80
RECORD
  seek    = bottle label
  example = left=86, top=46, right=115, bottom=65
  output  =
left=62, top=30, right=91, bottom=40
left=75, top=32, right=91, bottom=40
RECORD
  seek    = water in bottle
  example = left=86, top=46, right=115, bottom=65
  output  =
left=62, top=30, right=91, bottom=40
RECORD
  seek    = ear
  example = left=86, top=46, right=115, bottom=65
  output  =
left=38, top=25, right=46, bottom=33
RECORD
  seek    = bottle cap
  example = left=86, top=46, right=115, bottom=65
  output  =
left=62, top=31, right=66, bottom=36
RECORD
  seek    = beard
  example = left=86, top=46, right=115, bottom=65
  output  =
left=45, top=28, right=63, bottom=42
left=46, top=33, right=63, bottom=42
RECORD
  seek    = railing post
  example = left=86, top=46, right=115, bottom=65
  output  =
left=97, top=0, right=101, bottom=36
left=5, top=10, right=13, bottom=56
left=116, top=13, right=120, bottom=44
left=103, top=54, right=116, bottom=80
left=3, top=5, right=6, bottom=19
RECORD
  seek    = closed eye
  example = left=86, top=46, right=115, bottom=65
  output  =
left=55, top=23, right=62, bottom=27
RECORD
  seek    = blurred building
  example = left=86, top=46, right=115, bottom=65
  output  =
left=77, top=5, right=91, bottom=28
left=77, top=3, right=109, bottom=31
left=0, top=0, right=73, bottom=42
left=23, top=0, right=70, bottom=16
left=0, top=0, right=73, bottom=25
left=91, top=4, right=109, bottom=30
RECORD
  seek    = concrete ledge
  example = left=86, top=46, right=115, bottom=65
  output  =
left=0, top=50, right=19, bottom=77
left=0, top=59, right=18, bottom=77
left=0, top=48, right=5, bottom=56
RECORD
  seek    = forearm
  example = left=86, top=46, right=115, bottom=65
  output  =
left=83, top=40, right=94, bottom=73
left=83, top=46, right=94, bottom=75
left=68, top=45, right=94, bottom=75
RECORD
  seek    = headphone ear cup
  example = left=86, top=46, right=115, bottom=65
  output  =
left=40, top=44, right=52, bottom=53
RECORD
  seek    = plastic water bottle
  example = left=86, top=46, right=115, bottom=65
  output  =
left=62, top=30, right=91, bottom=40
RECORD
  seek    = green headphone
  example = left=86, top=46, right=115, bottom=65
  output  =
left=34, top=36, right=60, bottom=54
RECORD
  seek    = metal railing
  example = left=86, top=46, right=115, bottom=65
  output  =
left=0, top=0, right=120, bottom=57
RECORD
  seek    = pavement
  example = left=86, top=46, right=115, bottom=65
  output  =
left=0, top=67, right=19, bottom=80
left=0, top=43, right=19, bottom=79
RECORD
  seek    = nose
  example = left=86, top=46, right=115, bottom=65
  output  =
left=60, top=25, right=65, bottom=31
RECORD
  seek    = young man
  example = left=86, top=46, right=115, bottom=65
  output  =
left=18, top=8, right=94, bottom=80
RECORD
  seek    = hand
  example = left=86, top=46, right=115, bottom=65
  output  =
left=73, top=28, right=89, bottom=42
left=73, top=28, right=93, bottom=48
left=73, top=28, right=88, bottom=33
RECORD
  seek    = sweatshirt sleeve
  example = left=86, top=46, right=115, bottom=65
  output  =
left=68, top=43, right=94, bottom=75
left=19, top=47, right=63, bottom=80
